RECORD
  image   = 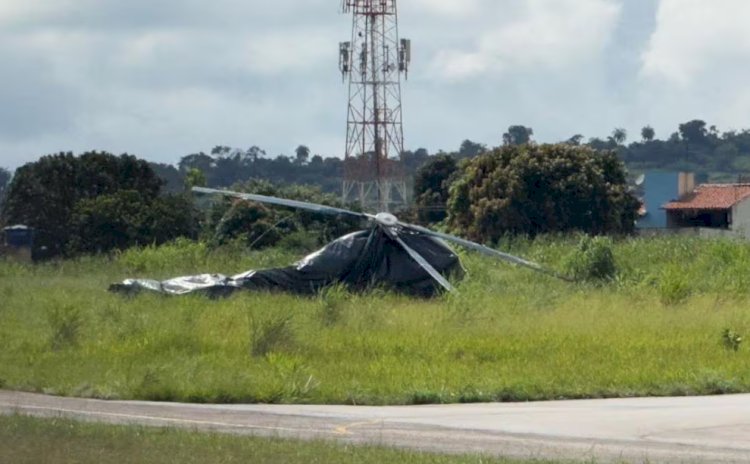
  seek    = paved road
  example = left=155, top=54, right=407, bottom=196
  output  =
left=1, top=390, right=749, bottom=463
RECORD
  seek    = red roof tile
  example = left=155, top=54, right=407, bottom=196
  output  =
left=663, top=184, right=750, bottom=210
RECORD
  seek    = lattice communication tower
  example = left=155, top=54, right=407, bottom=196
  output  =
left=339, top=0, right=410, bottom=211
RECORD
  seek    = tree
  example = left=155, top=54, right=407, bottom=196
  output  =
left=0, top=168, right=10, bottom=214
left=610, top=128, right=627, bottom=146
left=641, top=126, right=655, bottom=142
left=0, top=168, right=10, bottom=191
left=447, top=144, right=639, bottom=241
left=211, top=146, right=233, bottom=158
left=206, top=180, right=359, bottom=250
left=2, top=151, right=166, bottom=257
left=587, top=137, right=612, bottom=151
left=502, top=125, right=534, bottom=146
left=457, top=140, right=486, bottom=159
left=294, top=145, right=310, bottom=165
left=413, top=154, right=458, bottom=224
left=149, top=162, right=184, bottom=193
left=67, top=191, right=198, bottom=255
left=184, top=168, right=207, bottom=190
left=678, top=120, right=708, bottom=146
left=178, top=152, right=214, bottom=173
left=566, top=134, right=584, bottom=146
left=246, top=146, right=266, bottom=162
left=400, top=148, right=430, bottom=175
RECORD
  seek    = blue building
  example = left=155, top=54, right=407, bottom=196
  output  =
left=637, top=172, right=695, bottom=229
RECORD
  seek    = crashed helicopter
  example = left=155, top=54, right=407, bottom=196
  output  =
left=109, top=187, right=570, bottom=298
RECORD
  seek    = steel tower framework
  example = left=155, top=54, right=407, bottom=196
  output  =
left=339, top=0, right=410, bottom=211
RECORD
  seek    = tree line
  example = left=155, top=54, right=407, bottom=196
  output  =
left=0, top=145, right=637, bottom=260
left=0, top=118, right=747, bottom=258
left=147, top=119, right=750, bottom=195
left=3, top=119, right=745, bottom=202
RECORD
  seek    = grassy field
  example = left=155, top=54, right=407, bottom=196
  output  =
left=0, top=235, right=749, bottom=405
left=0, top=414, right=554, bottom=464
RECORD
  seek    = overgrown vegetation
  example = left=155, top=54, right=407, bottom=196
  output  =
left=447, top=144, right=639, bottom=240
left=0, top=415, right=553, bottom=464
left=0, top=152, right=197, bottom=258
left=1, top=236, right=749, bottom=405
left=204, top=179, right=361, bottom=251
left=563, top=236, right=617, bottom=283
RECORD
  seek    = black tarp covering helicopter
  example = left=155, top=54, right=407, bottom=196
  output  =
left=110, top=187, right=569, bottom=298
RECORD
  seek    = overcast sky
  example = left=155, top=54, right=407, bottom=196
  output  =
left=2, top=0, right=749, bottom=169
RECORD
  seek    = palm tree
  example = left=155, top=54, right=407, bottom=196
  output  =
left=611, top=128, right=627, bottom=146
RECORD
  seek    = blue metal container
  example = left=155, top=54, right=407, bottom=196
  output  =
left=3, top=225, right=34, bottom=248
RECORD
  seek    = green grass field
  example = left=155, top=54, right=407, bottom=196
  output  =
left=0, top=415, right=554, bottom=464
left=0, top=236, right=749, bottom=405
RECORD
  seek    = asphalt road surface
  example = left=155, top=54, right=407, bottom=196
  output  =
left=1, top=390, right=749, bottom=463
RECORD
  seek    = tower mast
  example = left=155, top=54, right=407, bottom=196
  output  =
left=339, top=0, right=410, bottom=212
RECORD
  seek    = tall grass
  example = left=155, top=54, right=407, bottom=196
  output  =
left=0, top=235, right=749, bottom=404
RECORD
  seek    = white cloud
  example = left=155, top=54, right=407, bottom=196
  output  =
left=641, top=0, right=750, bottom=86
left=3, top=0, right=750, bottom=171
left=636, top=0, right=750, bottom=133
left=239, top=30, right=336, bottom=76
left=407, top=0, right=482, bottom=18
left=430, top=0, right=622, bottom=80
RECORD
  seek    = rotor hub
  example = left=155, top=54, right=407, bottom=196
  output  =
left=375, top=212, right=399, bottom=227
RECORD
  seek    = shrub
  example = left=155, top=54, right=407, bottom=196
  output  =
left=564, top=236, right=617, bottom=282
left=658, top=265, right=692, bottom=305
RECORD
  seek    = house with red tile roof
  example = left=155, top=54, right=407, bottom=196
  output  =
left=662, top=184, right=750, bottom=237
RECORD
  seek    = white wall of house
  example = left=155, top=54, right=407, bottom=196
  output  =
left=732, top=198, right=750, bottom=239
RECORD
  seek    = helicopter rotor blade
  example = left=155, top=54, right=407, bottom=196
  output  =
left=192, top=187, right=372, bottom=220
left=400, top=222, right=572, bottom=282
left=382, top=227, right=456, bottom=293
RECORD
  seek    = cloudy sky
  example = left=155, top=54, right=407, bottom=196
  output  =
left=1, top=0, right=749, bottom=169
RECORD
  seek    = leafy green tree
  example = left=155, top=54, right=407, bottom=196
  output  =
left=68, top=191, right=198, bottom=255
left=210, top=146, right=234, bottom=158
left=457, top=140, right=486, bottom=159
left=447, top=144, right=639, bottom=241
left=178, top=152, right=214, bottom=173
left=184, top=168, right=207, bottom=190
left=413, top=154, right=458, bottom=224
left=502, top=125, right=534, bottom=146
left=400, top=148, right=430, bottom=174
left=714, top=143, right=740, bottom=171
left=641, top=126, right=655, bottom=142
left=205, top=180, right=360, bottom=250
left=149, top=162, right=184, bottom=193
left=2, top=151, right=165, bottom=257
left=679, top=120, right=708, bottom=146
left=209, top=199, right=280, bottom=248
